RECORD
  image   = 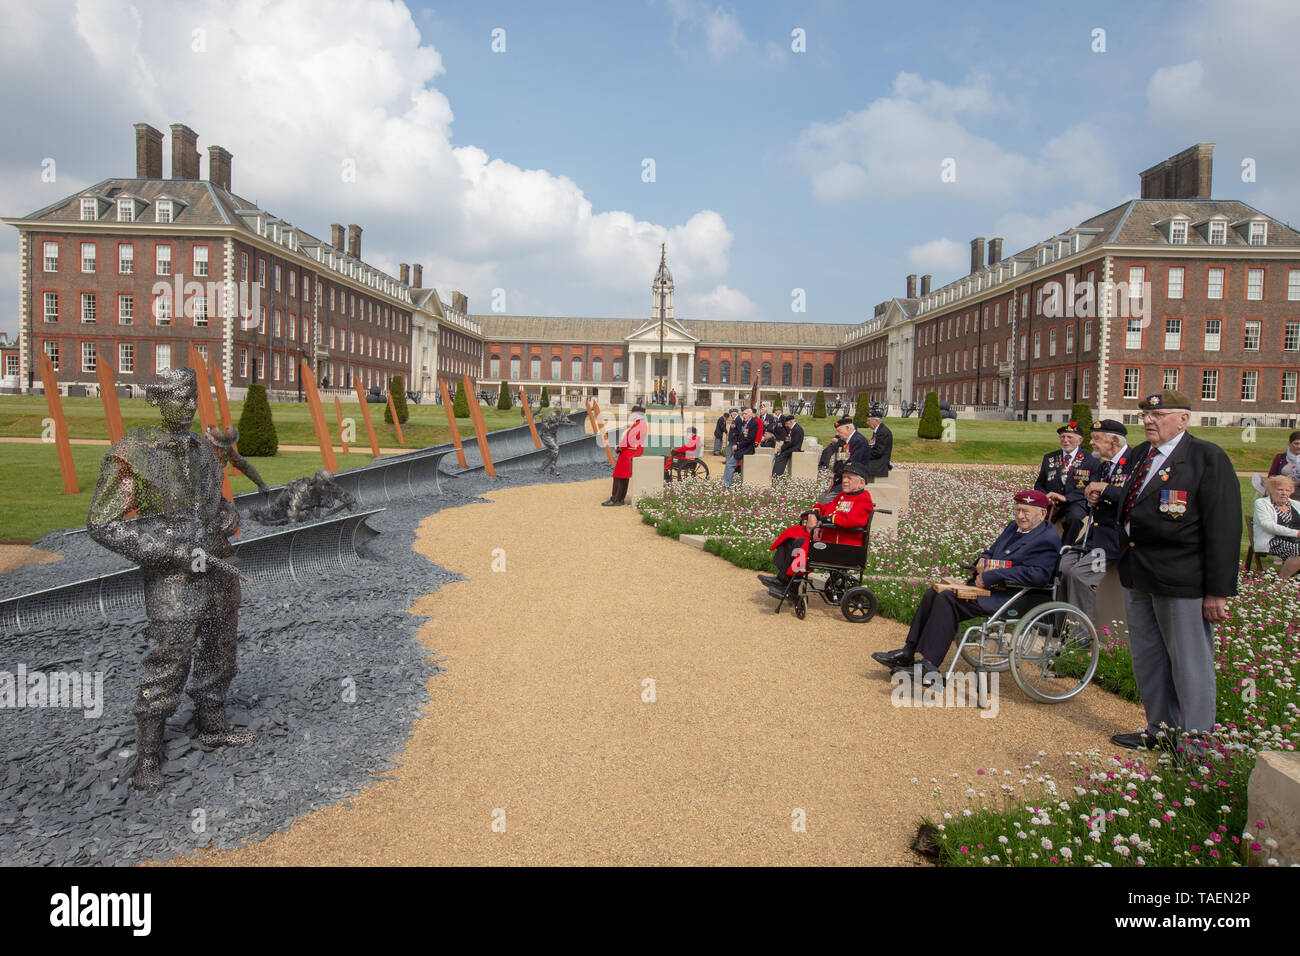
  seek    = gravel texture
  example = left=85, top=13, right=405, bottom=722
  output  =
left=0, top=460, right=612, bottom=866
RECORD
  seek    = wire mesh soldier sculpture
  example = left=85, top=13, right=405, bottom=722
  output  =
left=87, top=368, right=253, bottom=790
left=537, top=409, right=575, bottom=477
left=203, top=424, right=270, bottom=493
left=251, top=469, right=358, bottom=525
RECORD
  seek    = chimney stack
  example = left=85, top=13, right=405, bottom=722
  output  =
left=207, top=145, right=232, bottom=192
left=412, top=264, right=423, bottom=288
left=452, top=291, right=468, bottom=313
left=921, top=274, right=932, bottom=296
left=1140, top=143, right=1215, bottom=199
left=346, top=224, right=362, bottom=260
left=988, top=237, right=1003, bottom=266
left=331, top=224, right=345, bottom=253
left=970, top=237, right=986, bottom=275
left=169, top=124, right=200, bottom=180
left=906, top=274, right=918, bottom=298
left=134, top=123, right=163, bottom=179
left=399, top=263, right=410, bottom=284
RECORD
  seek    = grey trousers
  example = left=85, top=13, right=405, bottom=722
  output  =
left=723, top=453, right=740, bottom=486
left=1122, top=588, right=1217, bottom=738
left=1058, top=549, right=1106, bottom=625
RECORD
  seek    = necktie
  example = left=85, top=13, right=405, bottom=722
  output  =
left=1121, top=448, right=1159, bottom=526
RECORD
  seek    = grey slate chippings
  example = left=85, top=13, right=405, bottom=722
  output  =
left=0, top=463, right=611, bottom=866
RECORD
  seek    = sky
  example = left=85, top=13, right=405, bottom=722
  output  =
left=2, top=0, right=1298, bottom=339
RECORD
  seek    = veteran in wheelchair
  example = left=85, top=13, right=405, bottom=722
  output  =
left=871, top=489, right=1101, bottom=702
left=758, top=461, right=888, bottom=622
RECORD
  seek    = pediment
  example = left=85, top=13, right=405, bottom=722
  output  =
left=626, top=317, right=698, bottom=344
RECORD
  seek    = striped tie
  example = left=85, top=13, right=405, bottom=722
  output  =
left=1121, top=448, right=1160, bottom=526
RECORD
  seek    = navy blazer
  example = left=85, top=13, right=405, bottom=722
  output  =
left=1083, top=450, right=1135, bottom=560
left=971, top=519, right=1061, bottom=615
left=866, top=423, right=893, bottom=476
left=732, top=417, right=759, bottom=457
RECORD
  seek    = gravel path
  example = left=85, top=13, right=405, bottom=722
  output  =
left=179, top=476, right=1143, bottom=867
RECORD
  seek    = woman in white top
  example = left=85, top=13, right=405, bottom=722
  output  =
left=1253, top=474, right=1300, bottom=579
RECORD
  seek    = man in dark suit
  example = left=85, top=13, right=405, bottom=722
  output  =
left=828, top=416, right=871, bottom=490
left=1105, top=390, right=1240, bottom=754
left=771, top=414, right=804, bottom=477
left=1058, top=419, right=1132, bottom=625
left=1034, top=421, right=1098, bottom=542
left=871, top=490, right=1061, bottom=686
left=864, top=406, right=893, bottom=483
left=713, top=411, right=731, bottom=456
left=723, top=406, right=759, bottom=486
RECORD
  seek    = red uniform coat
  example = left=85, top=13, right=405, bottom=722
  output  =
left=613, top=418, right=647, bottom=479
left=670, top=434, right=700, bottom=460
left=768, top=488, right=875, bottom=568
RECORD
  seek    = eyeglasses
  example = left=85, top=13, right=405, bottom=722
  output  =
left=1140, top=410, right=1184, bottom=421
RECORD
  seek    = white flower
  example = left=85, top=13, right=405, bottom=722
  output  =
left=1041, top=837, right=1053, bottom=851
left=1152, top=792, right=1164, bottom=801
left=1017, top=831, right=1028, bottom=840
left=1184, top=798, right=1195, bottom=806
left=962, top=809, right=972, bottom=817
left=1114, top=845, right=1131, bottom=857
left=998, top=835, right=1009, bottom=845
left=1149, top=819, right=1161, bottom=829
left=1116, top=808, right=1130, bottom=817
left=1060, top=847, right=1073, bottom=860
left=943, top=812, right=952, bottom=819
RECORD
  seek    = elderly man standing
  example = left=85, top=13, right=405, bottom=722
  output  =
left=863, top=405, right=892, bottom=484
left=872, top=490, right=1060, bottom=687
left=827, top=415, right=871, bottom=491
left=1059, top=419, right=1132, bottom=624
left=1108, top=390, right=1240, bottom=753
left=1035, top=421, right=1098, bottom=542
left=723, top=406, right=758, bottom=487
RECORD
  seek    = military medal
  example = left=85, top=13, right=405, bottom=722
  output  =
left=1159, top=489, right=1188, bottom=516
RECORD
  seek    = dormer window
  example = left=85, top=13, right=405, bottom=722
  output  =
left=117, top=199, right=135, bottom=222
left=80, top=198, right=98, bottom=221
left=1069, top=234, right=1081, bottom=254
left=156, top=200, right=173, bottom=223
left=1249, top=221, right=1268, bottom=245
left=1169, top=219, right=1187, bottom=244
left=1037, top=248, right=1048, bottom=266
left=1208, top=220, right=1226, bottom=245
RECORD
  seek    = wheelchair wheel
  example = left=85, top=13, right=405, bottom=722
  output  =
left=959, top=632, right=1011, bottom=673
left=824, top=570, right=851, bottom=605
left=840, top=586, right=877, bottom=623
left=683, top=459, right=709, bottom=480
left=794, top=593, right=807, bottom=619
left=1009, top=602, right=1099, bottom=703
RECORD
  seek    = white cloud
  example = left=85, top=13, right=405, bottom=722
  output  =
left=904, top=238, right=969, bottom=276
left=993, top=200, right=1113, bottom=254
left=663, top=0, right=749, bottom=60
left=681, top=284, right=756, bottom=319
left=0, top=0, right=747, bottom=334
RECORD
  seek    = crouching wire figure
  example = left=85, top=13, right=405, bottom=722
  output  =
left=203, top=424, right=270, bottom=493
left=537, top=409, right=576, bottom=477
left=252, top=469, right=358, bottom=525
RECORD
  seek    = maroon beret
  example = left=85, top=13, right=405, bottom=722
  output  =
left=1013, top=490, right=1051, bottom=509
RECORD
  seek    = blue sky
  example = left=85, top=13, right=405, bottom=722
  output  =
left=2, top=0, right=1296, bottom=337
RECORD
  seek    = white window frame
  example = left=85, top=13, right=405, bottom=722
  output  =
left=155, top=200, right=173, bottom=223
left=193, top=245, right=209, bottom=277
left=1244, top=320, right=1261, bottom=351
left=1208, top=220, right=1226, bottom=245
left=1285, top=321, right=1300, bottom=352
left=1167, top=266, right=1184, bottom=299
left=1163, top=369, right=1180, bottom=392
left=1123, top=368, right=1140, bottom=399
left=43, top=340, right=59, bottom=370
left=155, top=244, right=171, bottom=276
left=43, top=241, right=58, bottom=272
left=80, top=292, right=96, bottom=324
left=119, top=243, right=133, bottom=275
left=116, top=199, right=134, bottom=222
left=1249, top=221, right=1267, bottom=245
left=1169, top=220, right=1187, bottom=244
left=80, top=241, right=96, bottom=273
left=1164, top=318, right=1182, bottom=350
left=1241, top=369, right=1258, bottom=402
left=1207, top=268, right=1224, bottom=300
left=1289, top=269, right=1300, bottom=301
left=80, top=198, right=98, bottom=221
left=43, top=291, right=58, bottom=322
left=81, top=341, right=96, bottom=372
left=154, top=293, right=172, bottom=325
left=1201, top=369, right=1218, bottom=401
left=1204, top=319, right=1221, bottom=351
left=118, top=342, right=134, bottom=373
left=118, top=294, right=133, bottom=325
left=1247, top=268, right=1263, bottom=301
left=1282, top=371, right=1298, bottom=403
left=1125, top=317, right=1143, bottom=350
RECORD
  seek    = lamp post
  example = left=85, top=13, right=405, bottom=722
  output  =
left=658, top=243, right=666, bottom=406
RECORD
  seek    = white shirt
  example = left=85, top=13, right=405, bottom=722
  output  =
left=1102, top=444, right=1130, bottom=481
left=1125, top=431, right=1186, bottom=535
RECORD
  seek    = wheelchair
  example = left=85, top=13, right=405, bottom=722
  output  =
left=665, top=454, right=709, bottom=481
left=945, top=544, right=1101, bottom=703
left=771, top=509, right=892, bottom=623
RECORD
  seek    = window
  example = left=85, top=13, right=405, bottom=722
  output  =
left=551, top=357, right=561, bottom=380
left=697, top=359, right=709, bottom=382
left=43, top=292, right=58, bottom=323
left=1202, top=369, right=1218, bottom=401
left=720, top=360, right=731, bottom=384
left=81, top=293, right=96, bottom=323
left=572, top=357, right=583, bottom=381
left=1048, top=329, right=1057, bottom=356
left=1082, top=368, right=1090, bottom=399
left=1163, top=369, right=1180, bottom=391
left=117, top=199, right=134, bottom=222
left=1170, top=220, right=1187, bottom=244
left=154, top=293, right=171, bottom=325
left=992, top=343, right=999, bottom=364
left=193, top=295, right=208, bottom=327
left=272, top=310, right=281, bottom=337
left=1033, top=331, right=1041, bottom=358
left=594, top=357, right=604, bottom=380
left=80, top=198, right=98, bottom=221
left=1032, top=374, right=1040, bottom=400
left=1164, top=318, right=1182, bottom=350
left=739, top=361, right=751, bottom=385
left=1019, top=377, right=1026, bottom=401
left=1247, top=268, right=1263, bottom=300
left=255, top=352, right=264, bottom=379
left=1241, top=369, right=1258, bottom=402
left=273, top=265, right=281, bottom=293
left=759, top=362, right=770, bottom=386
left=43, top=340, right=59, bottom=370
left=1128, top=266, right=1145, bottom=303
left=1065, top=327, right=1074, bottom=354
left=81, top=341, right=96, bottom=372
left=156, top=200, right=173, bottom=223
left=1208, top=220, right=1226, bottom=244
left=118, top=294, right=133, bottom=324
left=1289, top=270, right=1300, bottom=301
left=1249, top=221, right=1267, bottom=245
left=1123, top=368, right=1140, bottom=399
left=530, top=356, right=541, bottom=380
left=1207, top=267, right=1224, bottom=299
left=289, top=271, right=296, bottom=298
left=273, top=353, right=281, bottom=380
left=781, top=362, right=792, bottom=387
left=1019, top=335, right=1027, bottom=361
left=287, top=356, right=294, bottom=382
left=288, top=316, right=296, bottom=341
left=1047, top=373, right=1055, bottom=401
left=1283, top=371, right=1298, bottom=403
left=118, top=342, right=134, bottom=373
left=194, top=246, right=208, bottom=277
left=81, top=242, right=96, bottom=273
left=43, top=241, right=58, bottom=272
left=1204, top=319, right=1221, bottom=351
left=1244, top=320, right=1261, bottom=351
left=823, top=364, right=834, bottom=388
left=155, top=244, right=171, bottom=276
left=1125, top=317, right=1143, bottom=349
left=1285, top=322, right=1300, bottom=351
left=119, top=243, right=133, bottom=275
left=1167, top=267, right=1184, bottom=299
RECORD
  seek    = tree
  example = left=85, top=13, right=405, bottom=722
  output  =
left=813, top=390, right=827, bottom=419
left=453, top=380, right=470, bottom=418
left=853, top=392, right=871, bottom=429
left=540, top=386, right=550, bottom=408
left=771, top=393, right=782, bottom=412
left=917, top=391, right=943, bottom=440
left=384, top=375, right=409, bottom=424
left=497, top=380, right=512, bottom=411
left=1069, top=402, right=1094, bottom=441
left=237, top=383, right=278, bottom=456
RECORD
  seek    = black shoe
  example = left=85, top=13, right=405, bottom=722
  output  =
left=871, top=647, right=914, bottom=668
left=601, top=499, right=618, bottom=507
left=766, top=584, right=790, bottom=599
left=1110, top=730, right=1172, bottom=750
left=757, top=574, right=780, bottom=587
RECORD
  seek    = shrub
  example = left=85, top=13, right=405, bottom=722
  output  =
left=769, top=393, right=782, bottom=412
left=453, top=380, right=470, bottom=418
left=854, top=392, right=871, bottom=428
left=384, top=375, right=409, bottom=424
left=918, top=391, right=943, bottom=440
left=1069, top=402, right=1093, bottom=440
left=540, top=386, right=550, bottom=407
left=497, top=380, right=512, bottom=411
left=813, top=390, right=827, bottom=419
left=237, top=383, right=278, bottom=456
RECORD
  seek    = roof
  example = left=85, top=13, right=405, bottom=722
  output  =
left=475, top=314, right=853, bottom=346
